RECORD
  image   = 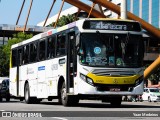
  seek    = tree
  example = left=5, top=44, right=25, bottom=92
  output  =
left=148, top=68, right=160, bottom=84
left=0, top=32, right=33, bottom=76
left=47, top=14, right=78, bottom=27
left=145, top=64, right=160, bottom=86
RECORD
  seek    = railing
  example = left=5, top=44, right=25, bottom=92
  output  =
left=0, top=24, right=54, bottom=32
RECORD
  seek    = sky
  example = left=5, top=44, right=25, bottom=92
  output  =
left=0, top=0, right=91, bottom=26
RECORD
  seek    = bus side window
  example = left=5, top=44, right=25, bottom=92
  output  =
left=47, top=36, right=55, bottom=59
left=29, top=42, right=37, bottom=63
left=39, top=40, right=46, bottom=61
left=12, top=49, right=17, bottom=67
left=56, top=35, right=66, bottom=56
left=22, top=45, right=29, bottom=64
left=18, top=48, right=23, bottom=66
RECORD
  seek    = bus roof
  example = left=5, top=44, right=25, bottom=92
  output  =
left=11, top=18, right=138, bottom=49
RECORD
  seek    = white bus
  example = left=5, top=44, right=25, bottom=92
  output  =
left=9, top=18, right=144, bottom=106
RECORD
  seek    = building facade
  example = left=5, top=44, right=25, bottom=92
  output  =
left=127, top=0, right=160, bottom=29
left=106, top=0, right=160, bottom=29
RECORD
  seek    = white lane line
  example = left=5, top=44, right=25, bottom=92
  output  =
left=52, top=117, right=68, bottom=120
left=0, top=110, right=5, bottom=111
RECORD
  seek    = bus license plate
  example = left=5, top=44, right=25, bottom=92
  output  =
left=110, top=88, right=120, bottom=92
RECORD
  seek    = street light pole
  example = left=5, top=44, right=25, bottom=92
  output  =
left=121, top=0, right=127, bottom=19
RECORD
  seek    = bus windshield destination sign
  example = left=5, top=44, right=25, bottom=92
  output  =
left=83, top=20, right=141, bottom=31
left=91, top=21, right=127, bottom=30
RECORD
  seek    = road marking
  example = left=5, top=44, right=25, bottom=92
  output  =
left=0, top=110, right=5, bottom=111
left=52, top=117, right=68, bottom=120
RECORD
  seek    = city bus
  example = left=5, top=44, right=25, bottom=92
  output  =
left=9, top=18, right=144, bottom=106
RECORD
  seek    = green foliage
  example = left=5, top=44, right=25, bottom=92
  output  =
left=47, top=14, right=78, bottom=27
left=0, top=32, right=33, bottom=76
left=145, top=64, right=160, bottom=84
left=0, top=46, right=8, bottom=76
left=149, top=68, right=160, bottom=83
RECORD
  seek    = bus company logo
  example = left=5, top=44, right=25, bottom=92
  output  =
left=113, top=79, right=118, bottom=84
left=38, top=66, right=45, bottom=71
left=94, top=47, right=101, bottom=54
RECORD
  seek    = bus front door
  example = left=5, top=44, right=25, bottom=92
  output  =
left=66, top=32, right=77, bottom=93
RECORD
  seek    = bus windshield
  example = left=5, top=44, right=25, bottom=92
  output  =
left=79, top=33, right=143, bottom=68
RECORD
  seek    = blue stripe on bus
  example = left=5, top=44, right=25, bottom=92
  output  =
left=38, top=66, right=45, bottom=71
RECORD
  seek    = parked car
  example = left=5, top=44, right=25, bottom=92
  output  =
left=0, top=78, right=10, bottom=101
left=142, top=88, right=160, bottom=102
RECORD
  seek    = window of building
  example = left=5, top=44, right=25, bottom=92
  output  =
left=127, top=0, right=131, bottom=12
left=152, top=0, right=159, bottom=28
left=133, top=0, right=139, bottom=17
left=142, top=0, right=149, bottom=22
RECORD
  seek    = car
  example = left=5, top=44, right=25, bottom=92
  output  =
left=142, top=88, right=160, bottom=102
left=0, top=78, right=10, bottom=101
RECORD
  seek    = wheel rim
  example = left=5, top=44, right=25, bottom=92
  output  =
left=25, top=87, right=29, bottom=101
left=61, top=87, right=66, bottom=103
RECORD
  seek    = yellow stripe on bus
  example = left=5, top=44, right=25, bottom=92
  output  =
left=87, top=72, right=140, bottom=84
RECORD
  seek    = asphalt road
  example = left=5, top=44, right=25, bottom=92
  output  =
left=0, top=99, right=160, bottom=120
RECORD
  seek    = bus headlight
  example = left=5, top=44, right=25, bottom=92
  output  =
left=86, top=78, right=94, bottom=86
left=80, top=73, right=94, bottom=86
left=80, top=73, right=86, bottom=81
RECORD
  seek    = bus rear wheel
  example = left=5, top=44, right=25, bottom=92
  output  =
left=24, top=83, right=32, bottom=104
left=6, top=94, right=10, bottom=102
left=60, top=83, right=79, bottom=106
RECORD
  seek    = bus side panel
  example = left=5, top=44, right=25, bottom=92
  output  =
left=50, top=56, right=67, bottom=96
left=27, top=63, right=38, bottom=97
left=9, top=67, right=17, bottom=96
left=37, top=61, right=48, bottom=98
left=45, top=59, right=58, bottom=96
left=19, top=65, right=28, bottom=97
left=56, top=56, right=67, bottom=91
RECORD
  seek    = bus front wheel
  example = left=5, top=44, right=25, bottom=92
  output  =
left=60, top=83, right=79, bottom=106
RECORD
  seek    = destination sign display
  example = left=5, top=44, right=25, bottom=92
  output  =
left=83, top=20, right=141, bottom=31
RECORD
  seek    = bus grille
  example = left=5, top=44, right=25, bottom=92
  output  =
left=92, top=69, right=135, bottom=76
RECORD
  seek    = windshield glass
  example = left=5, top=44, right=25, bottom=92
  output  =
left=79, top=33, right=143, bottom=68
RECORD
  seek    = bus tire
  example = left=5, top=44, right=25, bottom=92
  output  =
left=0, top=96, right=2, bottom=102
left=6, top=94, right=10, bottom=102
left=24, top=83, right=32, bottom=104
left=60, top=83, right=79, bottom=106
left=110, top=96, right=122, bottom=107
left=20, top=98, right=24, bottom=101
